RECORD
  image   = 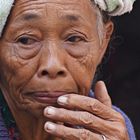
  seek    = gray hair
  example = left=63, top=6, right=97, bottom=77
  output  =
left=90, top=1, right=110, bottom=45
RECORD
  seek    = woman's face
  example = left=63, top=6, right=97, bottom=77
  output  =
left=0, top=0, right=111, bottom=116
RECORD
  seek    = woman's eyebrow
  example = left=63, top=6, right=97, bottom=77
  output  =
left=23, top=13, right=40, bottom=21
left=60, top=14, right=86, bottom=23
left=15, top=13, right=41, bottom=22
left=15, top=13, right=85, bottom=24
left=63, top=14, right=80, bottom=21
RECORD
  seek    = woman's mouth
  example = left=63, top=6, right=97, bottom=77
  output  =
left=26, top=91, right=73, bottom=104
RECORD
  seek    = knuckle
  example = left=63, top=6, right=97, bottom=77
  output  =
left=79, top=112, right=93, bottom=125
left=88, top=100, right=100, bottom=113
left=79, top=129, right=91, bottom=140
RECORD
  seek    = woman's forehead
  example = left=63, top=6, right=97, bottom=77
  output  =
left=15, top=0, right=91, bottom=5
left=14, top=0, right=93, bottom=10
left=13, top=0, right=95, bottom=16
left=9, top=0, right=97, bottom=27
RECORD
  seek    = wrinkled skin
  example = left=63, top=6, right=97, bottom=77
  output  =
left=0, top=0, right=129, bottom=140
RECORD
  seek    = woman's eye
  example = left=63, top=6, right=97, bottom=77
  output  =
left=67, top=36, right=84, bottom=43
left=17, top=37, right=36, bottom=45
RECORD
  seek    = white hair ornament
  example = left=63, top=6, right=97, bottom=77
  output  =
left=94, top=0, right=136, bottom=16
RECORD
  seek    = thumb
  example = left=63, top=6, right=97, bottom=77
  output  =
left=94, top=81, right=112, bottom=107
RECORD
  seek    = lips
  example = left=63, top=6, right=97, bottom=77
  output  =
left=25, top=91, right=73, bottom=104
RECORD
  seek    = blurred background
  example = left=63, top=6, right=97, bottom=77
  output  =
left=102, top=1, right=140, bottom=139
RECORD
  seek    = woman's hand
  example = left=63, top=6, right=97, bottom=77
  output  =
left=44, top=81, right=129, bottom=140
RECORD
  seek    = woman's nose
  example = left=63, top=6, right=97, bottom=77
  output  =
left=37, top=56, right=67, bottom=79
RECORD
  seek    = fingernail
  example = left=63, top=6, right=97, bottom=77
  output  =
left=57, top=96, right=68, bottom=104
left=45, top=107, right=56, bottom=115
left=45, top=122, right=56, bottom=131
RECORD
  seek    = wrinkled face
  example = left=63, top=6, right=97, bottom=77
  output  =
left=0, top=0, right=110, bottom=116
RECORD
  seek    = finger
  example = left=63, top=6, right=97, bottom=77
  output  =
left=44, top=106, right=110, bottom=133
left=57, top=94, right=120, bottom=120
left=44, top=121, right=102, bottom=140
left=94, top=81, right=112, bottom=107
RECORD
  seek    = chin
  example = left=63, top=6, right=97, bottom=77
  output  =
left=16, top=99, right=58, bottom=118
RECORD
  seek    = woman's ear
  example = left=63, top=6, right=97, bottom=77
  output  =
left=104, top=21, right=114, bottom=41
left=98, top=21, right=114, bottom=64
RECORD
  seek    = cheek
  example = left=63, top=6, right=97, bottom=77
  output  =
left=0, top=44, right=40, bottom=93
left=66, top=51, right=98, bottom=96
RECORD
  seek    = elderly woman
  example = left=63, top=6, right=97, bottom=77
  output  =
left=0, top=0, right=136, bottom=140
